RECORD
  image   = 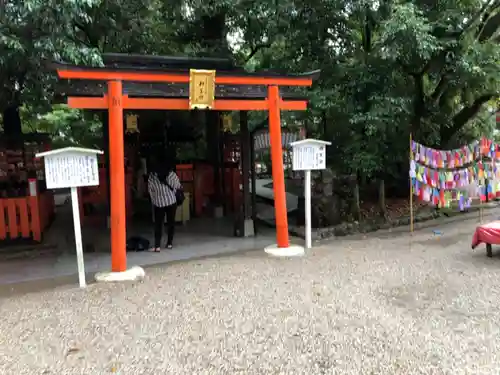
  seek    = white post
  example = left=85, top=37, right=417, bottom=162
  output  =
left=305, top=169, right=312, bottom=249
left=70, top=187, right=86, bottom=288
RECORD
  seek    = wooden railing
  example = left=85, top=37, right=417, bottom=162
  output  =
left=0, top=191, right=54, bottom=242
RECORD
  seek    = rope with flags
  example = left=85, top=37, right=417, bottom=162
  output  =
left=410, top=138, right=500, bottom=210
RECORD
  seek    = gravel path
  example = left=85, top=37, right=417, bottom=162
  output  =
left=2, top=216, right=500, bottom=374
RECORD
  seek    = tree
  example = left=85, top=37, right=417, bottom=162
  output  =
left=0, top=0, right=102, bottom=134
left=257, top=0, right=500, bottom=168
left=237, top=0, right=500, bottom=220
left=72, top=0, right=181, bottom=55
left=378, top=0, right=500, bottom=146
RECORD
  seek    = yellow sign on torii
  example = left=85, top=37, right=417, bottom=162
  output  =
left=189, top=69, right=216, bottom=109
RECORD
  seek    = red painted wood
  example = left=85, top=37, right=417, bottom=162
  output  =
left=28, top=197, right=41, bottom=242
left=6, top=200, right=18, bottom=239
left=17, top=198, right=30, bottom=238
left=0, top=200, right=6, bottom=240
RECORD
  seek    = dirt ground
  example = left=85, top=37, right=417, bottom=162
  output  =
left=1, top=212, right=500, bottom=374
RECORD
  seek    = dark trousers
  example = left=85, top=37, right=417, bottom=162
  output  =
left=153, top=204, right=177, bottom=248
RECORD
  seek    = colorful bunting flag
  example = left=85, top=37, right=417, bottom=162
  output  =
left=410, top=137, right=500, bottom=210
left=411, top=140, right=482, bottom=168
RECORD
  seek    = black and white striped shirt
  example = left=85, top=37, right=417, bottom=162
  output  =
left=148, top=172, right=181, bottom=207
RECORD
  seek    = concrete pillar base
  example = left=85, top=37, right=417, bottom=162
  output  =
left=264, top=244, right=305, bottom=257
left=95, top=266, right=145, bottom=283
left=242, top=219, right=255, bottom=237
left=214, top=206, right=224, bottom=218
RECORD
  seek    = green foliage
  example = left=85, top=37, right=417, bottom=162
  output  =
left=21, top=104, right=102, bottom=148
left=0, top=0, right=102, bottom=111
left=375, top=0, right=500, bottom=147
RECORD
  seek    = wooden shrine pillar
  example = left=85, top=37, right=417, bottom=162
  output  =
left=240, top=111, right=254, bottom=236
left=250, top=130, right=257, bottom=234
left=108, top=80, right=127, bottom=272
left=268, top=85, right=289, bottom=247
left=206, top=111, right=224, bottom=217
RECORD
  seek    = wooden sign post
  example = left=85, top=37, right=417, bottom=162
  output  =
left=290, top=139, right=331, bottom=249
left=36, top=147, right=104, bottom=288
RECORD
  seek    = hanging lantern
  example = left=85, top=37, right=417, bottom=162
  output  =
left=126, top=114, right=139, bottom=133
left=222, top=113, right=232, bottom=131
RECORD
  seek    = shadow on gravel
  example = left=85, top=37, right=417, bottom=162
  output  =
left=411, top=233, right=471, bottom=248
left=0, top=274, right=93, bottom=299
left=456, top=245, right=500, bottom=266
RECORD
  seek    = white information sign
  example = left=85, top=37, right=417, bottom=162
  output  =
left=36, top=147, right=104, bottom=288
left=43, top=152, right=99, bottom=189
left=290, top=139, right=331, bottom=250
left=292, top=140, right=328, bottom=171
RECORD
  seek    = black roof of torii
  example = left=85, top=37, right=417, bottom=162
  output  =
left=53, top=53, right=320, bottom=101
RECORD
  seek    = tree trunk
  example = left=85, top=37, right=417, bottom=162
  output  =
left=199, top=12, right=231, bottom=58
left=322, top=111, right=327, bottom=139
left=378, top=179, right=388, bottom=220
left=411, top=74, right=425, bottom=135
left=351, top=176, right=361, bottom=221
left=440, top=93, right=494, bottom=146
left=2, top=105, right=22, bottom=135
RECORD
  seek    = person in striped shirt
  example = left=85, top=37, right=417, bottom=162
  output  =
left=147, top=160, right=182, bottom=251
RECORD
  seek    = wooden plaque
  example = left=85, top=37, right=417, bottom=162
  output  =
left=189, top=69, right=216, bottom=109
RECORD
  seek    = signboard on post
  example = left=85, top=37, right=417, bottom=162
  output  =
left=290, top=139, right=331, bottom=249
left=292, top=139, right=328, bottom=171
left=41, top=150, right=100, bottom=189
left=36, top=147, right=104, bottom=288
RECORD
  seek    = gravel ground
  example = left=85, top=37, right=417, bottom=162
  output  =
left=2, top=216, right=500, bottom=374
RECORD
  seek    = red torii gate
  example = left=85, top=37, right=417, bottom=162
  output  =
left=54, top=61, right=318, bottom=273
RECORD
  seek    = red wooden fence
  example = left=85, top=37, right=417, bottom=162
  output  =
left=0, top=192, right=54, bottom=242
